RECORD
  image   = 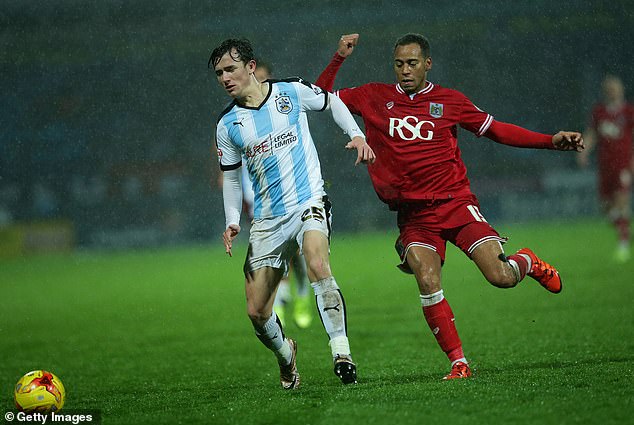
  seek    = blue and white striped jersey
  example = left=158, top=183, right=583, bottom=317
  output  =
left=216, top=78, right=329, bottom=219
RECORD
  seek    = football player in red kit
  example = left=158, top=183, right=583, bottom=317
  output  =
left=578, top=75, right=633, bottom=262
left=316, top=33, right=584, bottom=379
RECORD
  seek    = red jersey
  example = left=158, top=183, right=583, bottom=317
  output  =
left=590, top=102, right=634, bottom=172
left=334, top=81, right=492, bottom=208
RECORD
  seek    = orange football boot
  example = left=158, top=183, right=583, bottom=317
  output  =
left=517, top=248, right=562, bottom=293
left=443, top=361, right=472, bottom=380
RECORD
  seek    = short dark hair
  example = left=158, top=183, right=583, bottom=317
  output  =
left=394, top=33, right=431, bottom=58
left=208, top=38, right=255, bottom=69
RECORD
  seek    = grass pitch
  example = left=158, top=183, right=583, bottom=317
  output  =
left=1, top=219, right=632, bottom=424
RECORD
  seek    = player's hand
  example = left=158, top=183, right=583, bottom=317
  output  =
left=346, top=136, right=375, bottom=166
left=552, top=131, right=584, bottom=152
left=337, top=34, right=359, bottom=58
left=222, top=224, right=241, bottom=257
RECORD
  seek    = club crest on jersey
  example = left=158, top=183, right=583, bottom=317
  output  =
left=429, top=102, right=443, bottom=118
left=275, top=95, right=293, bottom=114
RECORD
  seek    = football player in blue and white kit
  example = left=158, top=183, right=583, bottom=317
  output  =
left=210, top=38, right=375, bottom=389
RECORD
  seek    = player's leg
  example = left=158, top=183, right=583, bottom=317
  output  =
left=245, top=266, right=299, bottom=389
left=600, top=169, right=631, bottom=262
left=453, top=206, right=562, bottom=293
left=291, top=250, right=313, bottom=328
left=470, top=240, right=521, bottom=288
left=302, top=229, right=356, bottom=384
left=612, top=182, right=631, bottom=262
left=405, top=245, right=471, bottom=380
left=472, top=239, right=562, bottom=293
left=245, top=216, right=300, bottom=389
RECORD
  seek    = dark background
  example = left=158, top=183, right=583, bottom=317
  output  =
left=1, top=0, right=632, bottom=248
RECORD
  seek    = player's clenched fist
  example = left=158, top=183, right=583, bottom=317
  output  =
left=552, top=131, right=584, bottom=152
left=337, top=34, right=359, bottom=58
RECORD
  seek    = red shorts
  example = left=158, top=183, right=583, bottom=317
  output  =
left=395, top=194, right=504, bottom=273
left=599, top=167, right=632, bottom=200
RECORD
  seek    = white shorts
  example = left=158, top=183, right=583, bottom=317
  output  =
left=244, top=196, right=332, bottom=275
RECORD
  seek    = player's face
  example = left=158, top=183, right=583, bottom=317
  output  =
left=394, top=43, right=432, bottom=94
left=214, top=49, right=256, bottom=99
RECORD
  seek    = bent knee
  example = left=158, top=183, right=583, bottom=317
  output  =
left=247, top=307, right=270, bottom=326
left=306, top=256, right=331, bottom=280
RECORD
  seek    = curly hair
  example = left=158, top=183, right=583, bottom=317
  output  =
left=208, top=38, right=255, bottom=69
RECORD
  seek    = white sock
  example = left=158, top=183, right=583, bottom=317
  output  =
left=254, top=312, right=292, bottom=365
left=420, top=289, right=444, bottom=307
left=518, top=253, right=532, bottom=272
left=312, top=276, right=350, bottom=357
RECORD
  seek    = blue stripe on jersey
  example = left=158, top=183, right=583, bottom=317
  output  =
left=222, top=109, right=245, bottom=149
left=283, top=82, right=301, bottom=126
left=283, top=83, right=311, bottom=204
left=254, top=102, right=273, bottom=139
left=290, top=122, right=311, bottom=205
left=263, top=155, right=286, bottom=216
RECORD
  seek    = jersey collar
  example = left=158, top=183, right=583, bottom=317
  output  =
left=395, top=81, right=434, bottom=98
left=236, top=82, right=273, bottom=110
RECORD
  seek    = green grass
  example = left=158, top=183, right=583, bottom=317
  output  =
left=1, top=219, right=632, bottom=424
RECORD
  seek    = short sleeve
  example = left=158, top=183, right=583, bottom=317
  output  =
left=215, top=124, right=242, bottom=171
left=333, top=86, right=367, bottom=116
left=290, top=79, right=328, bottom=112
left=458, top=94, right=494, bottom=137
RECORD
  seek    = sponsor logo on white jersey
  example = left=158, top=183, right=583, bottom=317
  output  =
left=244, top=128, right=299, bottom=159
left=389, top=115, right=435, bottom=141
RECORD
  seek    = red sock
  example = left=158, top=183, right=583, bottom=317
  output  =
left=422, top=298, right=464, bottom=363
left=615, top=217, right=630, bottom=243
left=508, top=253, right=529, bottom=280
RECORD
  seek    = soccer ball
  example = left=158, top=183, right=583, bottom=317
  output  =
left=14, top=370, right=66, bottom=413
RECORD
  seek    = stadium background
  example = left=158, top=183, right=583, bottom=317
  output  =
left=1, top=0, right=633, bottom=253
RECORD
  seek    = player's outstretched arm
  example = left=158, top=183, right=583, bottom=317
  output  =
left=484, top=121, right=583, bottom=152
left=552, top=131, right=584, bottom=152
left=316, top=34, right=358, bottom=91
left=328, top=93, right=375, bottom=166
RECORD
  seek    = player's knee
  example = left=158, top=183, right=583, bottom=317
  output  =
left=306, top=256, right=331, bottom=280
left=408, top=259, right=441, bottom=292
left=246, top=306, right=269, bottom=326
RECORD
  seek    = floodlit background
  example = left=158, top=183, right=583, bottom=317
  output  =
left=1, top=0, right=633, bottom=253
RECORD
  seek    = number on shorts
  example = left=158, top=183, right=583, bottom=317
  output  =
left=467, top=205, right=487, bottom=222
